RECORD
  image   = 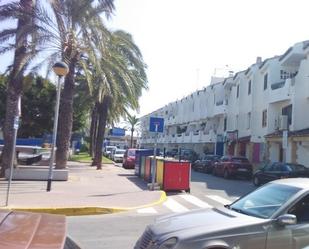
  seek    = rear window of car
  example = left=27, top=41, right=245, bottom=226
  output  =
left=128, top=150, right=136, bottom=156
left=231, top=157, right=249, bottom=163
left=285, top=163, right=307, bottom=172
left=115, top=150, right=125, bottom=155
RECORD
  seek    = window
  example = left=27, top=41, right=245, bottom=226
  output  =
left=224, top=117, right=227, bottom=131
left=236, top=85, right=239, bottom=98
left=248, top=80, right=251, bottom=95
left=264, top=74, right=268, bottom=90
left=247, top=112, right=251, bottom=129
left=288, top=194, right=309, bottom=223
left=282, top=104, right=292, bottom=126
left=262, top=110, right=267, bottom=127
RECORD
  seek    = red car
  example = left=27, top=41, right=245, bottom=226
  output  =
left=122, top=148, right=136, bottom=169
left=213, top=155, right=253, bottom=179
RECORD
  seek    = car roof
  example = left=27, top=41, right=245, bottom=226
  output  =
left=272, top=178, right=309, bottom=189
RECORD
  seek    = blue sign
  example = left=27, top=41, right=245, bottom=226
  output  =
left=149, top=117, right=164, bottom=133
left=109, top=127, right=125, bottom=136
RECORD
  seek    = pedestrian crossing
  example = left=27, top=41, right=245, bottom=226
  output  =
left=136, top=194, right=240, bottom=215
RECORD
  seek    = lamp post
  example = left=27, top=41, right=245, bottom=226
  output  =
left=47, top=62, right=69, bottom=192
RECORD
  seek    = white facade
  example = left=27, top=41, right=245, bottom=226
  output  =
left=139, top=41, right=309, bottom=167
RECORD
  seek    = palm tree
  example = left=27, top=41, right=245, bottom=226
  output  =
left=85, top=30, right=148, bottom=169
left=0, top=0, right=36, bottom=176
left=125, top=113, right=140, bottom=148
left=0, top=0, right=115, bottom=173
left=49, top=0, right=115, bottom=169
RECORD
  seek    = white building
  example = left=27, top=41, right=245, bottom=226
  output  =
left=139, top=41, right=309, bottom=167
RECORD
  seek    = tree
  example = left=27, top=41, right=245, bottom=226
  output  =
left=86, top=30, right=148, bottom=169
left=125, top=113, right=139, bottom=148
left=49, top=0, right=115, bottom=169
left=0, top=0, right=36, bottom=177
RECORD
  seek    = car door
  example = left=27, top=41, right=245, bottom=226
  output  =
left=261, top=163, right=278, bottom=183
left=217, top=156, right=227, bottom=175
left=266, top=193, right=309, bottom=249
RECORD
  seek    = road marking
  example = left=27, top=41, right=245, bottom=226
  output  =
left=137, top=207, right=158, bottom=214
left=163, top=198, right=189, bottom=213
left=206, top=195, right=231, bottom=205
left=179, top=195, right=212, bottom=208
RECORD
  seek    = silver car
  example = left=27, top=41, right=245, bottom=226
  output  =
left=135, top=178, right=309, bottom=249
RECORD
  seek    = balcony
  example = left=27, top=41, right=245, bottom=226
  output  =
left=268, top=78, right=294, bottom=104
left=213, top=101, right=226, bottom=116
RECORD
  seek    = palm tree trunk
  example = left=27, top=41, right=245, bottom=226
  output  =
left=0, top=0, right=33, bottom=177
left=55, top=59, right=77, bottom=169
left=94, top=96, right=110, bottom=169
left=130, top=128, right=134, bottom=148
left=89, top=103, right=98, bottom=158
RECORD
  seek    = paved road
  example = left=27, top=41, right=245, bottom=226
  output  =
left=67, top=170, right=257, bottom=249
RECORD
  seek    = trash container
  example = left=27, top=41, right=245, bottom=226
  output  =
left=144, top=157, right=152, bottom=183
left=155, top=159, right=191, bottom=192
left=135, top=149, right=154, bottom=176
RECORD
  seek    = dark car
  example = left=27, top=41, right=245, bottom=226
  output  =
left=213, top=155, right=253, bottom=179
left=122, top=148, right=136, bottom=169
left=192, top=155, right=221, bottom=173
left=253, top=162, right=309, bottom=186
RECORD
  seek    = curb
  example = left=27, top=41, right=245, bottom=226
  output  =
left=0, top=191, right=167, bottom=216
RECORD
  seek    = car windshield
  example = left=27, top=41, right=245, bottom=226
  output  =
left=128, top=150, right=136, bottom=156
left=229, top=183, right=301, bottom=219
left=115, top=150, right=125, bottom=155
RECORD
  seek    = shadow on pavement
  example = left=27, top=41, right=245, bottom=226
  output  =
left=117, top=173, right=148, bottom=190
left=190, top=171, right=257, bottom=197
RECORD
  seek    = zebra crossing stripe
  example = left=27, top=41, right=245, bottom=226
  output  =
left=206, top=195, right=231, bottom=205
left=137, top=207, right=158, bottom=214
left=179, top=195, right=212, bottom=208
left=163, top=198, right=189, bottom=213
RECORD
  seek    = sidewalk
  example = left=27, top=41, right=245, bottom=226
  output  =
left=0, top=161, right=166, bottom=216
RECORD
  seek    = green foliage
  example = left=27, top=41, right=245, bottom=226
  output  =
left=19, top=75, right=56, bottom=137
left=0, top=74, right=90, bottom=137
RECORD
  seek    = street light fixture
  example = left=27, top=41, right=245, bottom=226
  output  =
left=47, top=62, right=69, bottom=192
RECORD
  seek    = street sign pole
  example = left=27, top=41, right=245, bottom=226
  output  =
left=6, top=115, right=19, bottom=206
left=151, top=124, right=158, bottom=190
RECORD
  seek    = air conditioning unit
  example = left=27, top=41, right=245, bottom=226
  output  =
left=279, top=115, right=288, bottom=130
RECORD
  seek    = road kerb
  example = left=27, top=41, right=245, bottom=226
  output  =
left=0, top=191, right=167, bottom=216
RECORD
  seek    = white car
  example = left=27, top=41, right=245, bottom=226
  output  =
left=112, top=149, right=126, bottom=163
left=103, top=146, right=117, bottom=158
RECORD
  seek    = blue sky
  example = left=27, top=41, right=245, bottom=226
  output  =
left=2, top=0, right=309, bottom=118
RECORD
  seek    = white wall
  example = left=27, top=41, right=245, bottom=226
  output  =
left=269, top=142, right=280, bottom=162
left=297, top=143, right=309, bottom=167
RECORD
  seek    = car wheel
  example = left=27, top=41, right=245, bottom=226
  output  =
left=253, top=176, right=260, bottom=186
left=223, top=169, right=230, bottom=179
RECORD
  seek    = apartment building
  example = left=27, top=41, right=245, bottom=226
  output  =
left=139, top=41, right=309, bottom=166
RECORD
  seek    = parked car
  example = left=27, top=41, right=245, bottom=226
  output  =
left=103, top=145, right=117, bottom=159
left=112, top=149, right=126, bottom=163
left=0, top=209, right=79, bottom=248
left=192, top=154, right=221, bottom=173
left=213, top=155, right=253, bottom=179
left=253, top=162, right=309, bottom=186
left=174, top=149, right=198, bottom=163
left=135, top=178, right=309, bottom=249
left=123, top=148, right=136, bottom=169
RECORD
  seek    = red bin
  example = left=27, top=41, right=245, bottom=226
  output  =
left=162, top=160, right=191, bottom=192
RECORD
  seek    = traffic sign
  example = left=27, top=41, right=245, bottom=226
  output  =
left=149, top=117, right=164, bottom=133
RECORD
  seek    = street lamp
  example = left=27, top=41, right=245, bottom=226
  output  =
left=47, top=62, right=69, bottom=192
